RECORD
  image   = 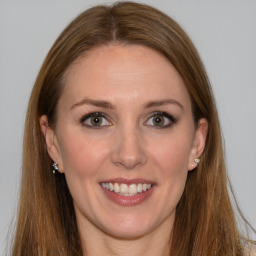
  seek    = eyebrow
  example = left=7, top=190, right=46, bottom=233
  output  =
left=70, top=98, right=183, bottom=110
left=144, top=99, right=184, bottom=110
left=70, top=98, right=114, bottom=110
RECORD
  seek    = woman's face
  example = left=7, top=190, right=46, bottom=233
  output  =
left=41, top=45, right=207, bottom=239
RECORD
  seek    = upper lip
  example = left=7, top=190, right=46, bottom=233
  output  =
left=99, top=178, right=156, bottom=185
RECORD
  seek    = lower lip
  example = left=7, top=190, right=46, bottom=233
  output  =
left=101, top=186, right=155, bottom=206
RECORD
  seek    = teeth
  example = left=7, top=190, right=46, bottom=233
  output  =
left=129, top=184, right=137, bottom=195
left=137, top=183, right=143, bottom=193
left=101, top=182, right=153, bottom=196
left=114, top=183, right=120, bottom=193
left=120, top=184, right=128, bottom=194
left=109, top=183, right=114, bottom=191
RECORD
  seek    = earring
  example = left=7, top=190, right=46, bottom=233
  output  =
left=194, top=158, right=200, bottom=164
left=52, top=162, right=59, bottom=174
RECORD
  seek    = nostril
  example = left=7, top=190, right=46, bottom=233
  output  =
left=110, top=131, right=148, bottom=169
left=113, top=158, right=144, bottom=170
left=111, top=149, right=147, bottom=169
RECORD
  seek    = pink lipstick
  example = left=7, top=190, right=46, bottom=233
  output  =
left=99, top=178, right=156, bottom=206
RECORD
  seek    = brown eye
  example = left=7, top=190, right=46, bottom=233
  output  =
left=153, top=115, right=165, bottom=126
left=81, top=112, right=111, bottom=128
left=91, top=116, right=103, bottom=126
left=145, top=112, right=176, bottom=128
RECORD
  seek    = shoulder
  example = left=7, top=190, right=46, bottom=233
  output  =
left=244, top=245, right=256, bottom=256
left=250, top=246, right=256, bottom=256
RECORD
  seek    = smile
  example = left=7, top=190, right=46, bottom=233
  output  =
left=101, top=182, right=152, bottom=196
left=100, top=179, right=156, bottom=206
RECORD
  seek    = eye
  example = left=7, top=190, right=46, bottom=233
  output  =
left=145, top=112, right=176, bottom=128
left=80, top=112, right=111, bottom=128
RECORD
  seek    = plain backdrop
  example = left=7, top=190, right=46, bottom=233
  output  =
left=0, top=0, right=255, bottom=254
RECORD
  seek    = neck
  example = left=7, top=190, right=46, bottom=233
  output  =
left=78, top=217, right=173, bottom=256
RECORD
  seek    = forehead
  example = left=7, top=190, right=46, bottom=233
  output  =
left=60, top=44, right=191, bottom=110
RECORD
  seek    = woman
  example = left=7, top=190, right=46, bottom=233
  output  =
left=11, top=2, right=255, bottom=256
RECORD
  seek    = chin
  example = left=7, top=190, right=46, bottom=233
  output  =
left=98, top=215, right=160, bottom=239
left=102, top=226, right=152, bottom=239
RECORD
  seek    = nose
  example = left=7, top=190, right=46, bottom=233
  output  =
left=111, top=126, right=148, bottom=170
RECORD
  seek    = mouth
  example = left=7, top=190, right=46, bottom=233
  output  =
left=99, top=179, right=156, bottom=206
left=100, top=182, right=153, bottom=196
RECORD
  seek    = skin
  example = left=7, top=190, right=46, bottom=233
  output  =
left=40, top=44, right=208, bottom=256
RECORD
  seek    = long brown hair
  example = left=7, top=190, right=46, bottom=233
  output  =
left=11, top=2, right=255, bottom=255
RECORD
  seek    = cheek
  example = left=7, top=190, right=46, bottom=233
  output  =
left=151, top=133, right=193, bottom=176
left=152, top=134, right=193, bottom=208
left=57, top=130, right=108, bottom=177
left=56, top=131, right=111, bottom=208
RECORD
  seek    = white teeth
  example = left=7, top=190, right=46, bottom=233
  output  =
left=137, top=183, right=143, bottom=193
left=114, top=183, right=120, bottom=193
left=101, top=182, right=153, bottom=196
left=129, top=184, right=137, bottom=195
left=109, top=183, right=114, bottom=191
left=120, top=184, right=128, bottom=194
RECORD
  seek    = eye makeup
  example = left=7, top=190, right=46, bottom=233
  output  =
left=144, top=111, right=177, bottom=129
left=80, top=112, right=112, bottom=129
left=79, top=110, right=177, bottom=131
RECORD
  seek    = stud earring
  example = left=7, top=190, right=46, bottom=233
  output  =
left=52, top=162, right=59, bottom=174
left=194, top=158, right=200, bottom=164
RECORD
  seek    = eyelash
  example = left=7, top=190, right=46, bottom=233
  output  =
left=80, top=111, right=176, bottom=129
left=80, top=112, right=111, bottom=129
left=144, top=111, right=176, bottom=129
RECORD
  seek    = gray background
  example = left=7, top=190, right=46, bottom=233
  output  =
left=0, top=0, right=255, bottom=254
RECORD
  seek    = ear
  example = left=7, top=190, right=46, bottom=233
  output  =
left=39, top=115, right=64, bottom=173
left=188, top=118, right=208, bottom=171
